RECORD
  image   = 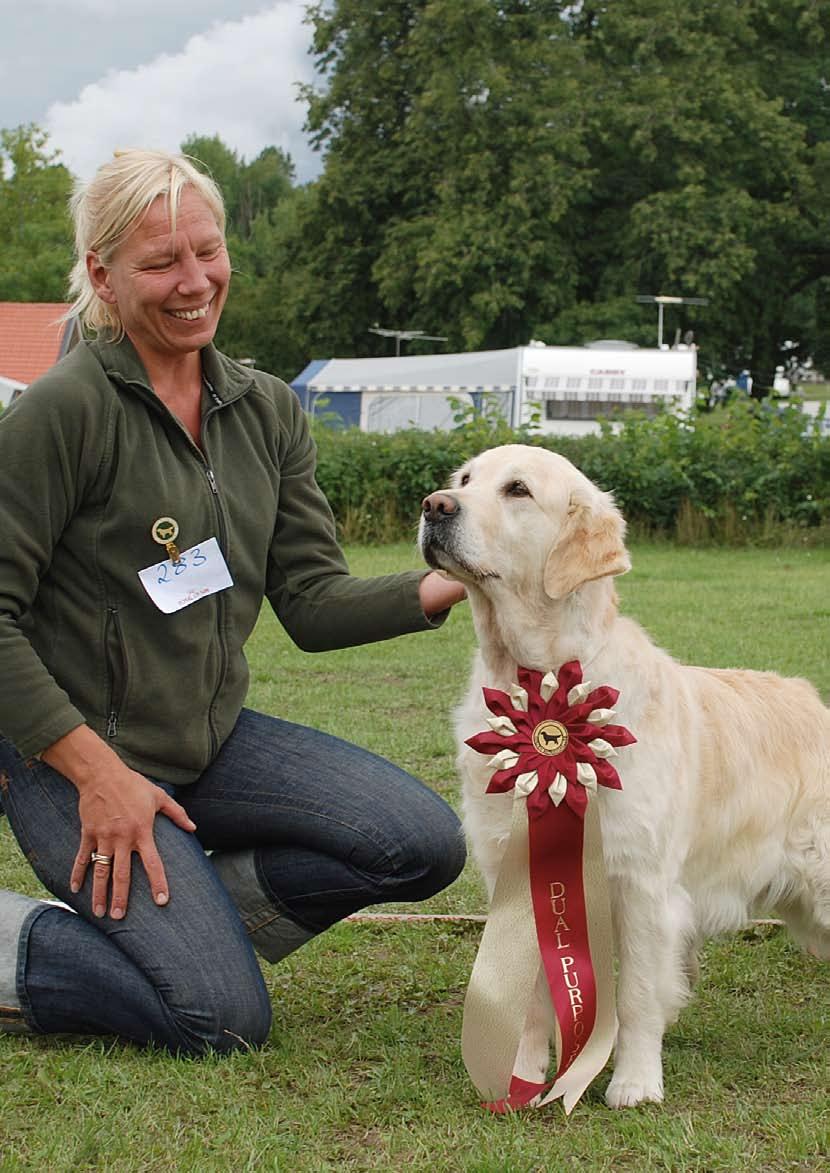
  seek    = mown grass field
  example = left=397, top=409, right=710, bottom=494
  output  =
left=1, top=543, right=828, bottom=1171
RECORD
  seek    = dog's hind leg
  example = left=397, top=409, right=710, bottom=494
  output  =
left=605, top=875, right=692, bottom=1108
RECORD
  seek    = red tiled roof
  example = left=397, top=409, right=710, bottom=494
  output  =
left=0, top=302, right=79, bottom=385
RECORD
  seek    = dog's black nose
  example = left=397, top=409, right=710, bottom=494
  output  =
left=422, top=491, right=459, bottom=521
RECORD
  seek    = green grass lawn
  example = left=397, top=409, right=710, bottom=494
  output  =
left=2, top=543, right=828, bottom=1171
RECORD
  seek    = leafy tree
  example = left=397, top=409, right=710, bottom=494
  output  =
left=0, top=125, right=74, bottom=302
left=296, top=0, right=591, bottom=356
left=568, top=0, right=830, bottom=384
left=288, top=0, right=830, bottom=383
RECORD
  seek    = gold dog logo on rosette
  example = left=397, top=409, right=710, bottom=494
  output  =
left=532, top=719, right=569, bottom=756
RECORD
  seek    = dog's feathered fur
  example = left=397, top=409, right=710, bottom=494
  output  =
left=419, top=444, right=830, bottom=1108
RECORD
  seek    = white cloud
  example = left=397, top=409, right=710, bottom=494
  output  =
left=43, top=3, right=323, bottom=184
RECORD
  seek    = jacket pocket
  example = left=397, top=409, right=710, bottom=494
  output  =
left=104, top=604, right=131, bottom=739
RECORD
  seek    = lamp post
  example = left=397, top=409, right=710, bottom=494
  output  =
left=368, top=325, right=448, bottom=356
left=635, top=295, right=709, bottom=348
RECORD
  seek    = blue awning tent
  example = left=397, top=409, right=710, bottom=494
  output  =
left=291, top=349, right=519, bottom=431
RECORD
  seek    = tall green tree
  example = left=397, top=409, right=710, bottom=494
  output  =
left=563, top=0, right=830, bottom=383
left=285, top=0, right=830, bottom=383
left=294, top=0, right=591, bottom=356
left=0, top=125, right=74, bottom=302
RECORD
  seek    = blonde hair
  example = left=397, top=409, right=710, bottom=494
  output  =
left=67, top=148, right=226, bottom=336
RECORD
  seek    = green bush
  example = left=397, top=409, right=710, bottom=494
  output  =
left=311, top=400, right=830, bottom=545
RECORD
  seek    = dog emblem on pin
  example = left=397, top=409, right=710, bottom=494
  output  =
left=531, top=719, right=569, bottom=756
left=151, top=517, right=179, bottom=545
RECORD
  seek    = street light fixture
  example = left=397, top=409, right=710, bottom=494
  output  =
left=368, top=324, right=449, bottom=357
left=636, top=295, right=709, bottom=348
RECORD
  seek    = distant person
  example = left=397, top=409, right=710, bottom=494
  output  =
left=0, top=149, right=466, bottom=1053
left=735, top=369, right=753, bottom=395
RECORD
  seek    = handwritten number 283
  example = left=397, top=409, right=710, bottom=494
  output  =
left=156, top=547, right=207, bottom=585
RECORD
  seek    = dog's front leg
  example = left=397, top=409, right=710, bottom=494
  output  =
left=605, top=874, right=681, bottom=1108
left=511, top=966, right=555, bottom=1085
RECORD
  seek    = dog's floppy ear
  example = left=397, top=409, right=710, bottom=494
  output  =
left=543, top=488, right=631, bottom=599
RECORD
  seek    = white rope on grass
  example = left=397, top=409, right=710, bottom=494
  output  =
left=345, top=912, right=783, bottom=926
left=346, top=912, right=487, bottom=922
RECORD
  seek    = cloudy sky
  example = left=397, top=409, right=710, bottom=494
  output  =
left=0, top=0, right=324, bottom=182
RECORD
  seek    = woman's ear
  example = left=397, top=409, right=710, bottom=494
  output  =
left=543, top=491, right=631, bottom=600
left=86, top=251, right=118, bottom=305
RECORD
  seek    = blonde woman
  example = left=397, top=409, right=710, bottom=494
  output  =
left=0, top=150, right=465, bottom=1052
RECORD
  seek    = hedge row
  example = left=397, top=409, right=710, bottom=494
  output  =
left=312, top=400, right=830, bottom=545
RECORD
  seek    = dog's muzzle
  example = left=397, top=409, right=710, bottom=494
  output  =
left=419, top=491, right=460, bottom=568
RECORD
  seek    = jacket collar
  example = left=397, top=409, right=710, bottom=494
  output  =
left=89, top=334, right=255, bottom=404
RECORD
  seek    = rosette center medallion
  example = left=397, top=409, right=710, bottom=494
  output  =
left=531, top=719, right=569, bottom=756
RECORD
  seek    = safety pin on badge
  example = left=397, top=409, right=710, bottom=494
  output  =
left=151, top=516, right=181, bottom=564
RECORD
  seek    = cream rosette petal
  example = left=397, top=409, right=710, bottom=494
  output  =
left=489, top=748, right=520, bottom=771
left=540, top=671, right=559, bottom=702
left=586, top=707, right=615, bottom=726
left=487, top=715, right=519, bottom=736
left=567, top=681, right=592, bottom=706
left=514, top=771, right=539, bottom=798
left=587, top=737, right=617, bottom=759
left=576, top=761, right=598, bottom=792
left=508, top=683, right=529, bottom=711
left=547, top=771, right=568, bottom=807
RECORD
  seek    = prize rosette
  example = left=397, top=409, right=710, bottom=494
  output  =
left=461, top=660, right=636, bottom=1114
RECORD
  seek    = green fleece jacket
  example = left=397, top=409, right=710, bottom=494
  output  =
left=0, top=337, right=439, bottom=783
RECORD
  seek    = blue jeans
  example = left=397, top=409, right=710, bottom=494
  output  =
left=0, top=709, right=465, bottom=1054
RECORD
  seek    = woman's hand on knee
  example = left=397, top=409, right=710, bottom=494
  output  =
left=42, top=725, right=196, bottom=919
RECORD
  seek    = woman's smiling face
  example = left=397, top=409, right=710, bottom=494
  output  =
left=88, top=185, right=231, bottom=368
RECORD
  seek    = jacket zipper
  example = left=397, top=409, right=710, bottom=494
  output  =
left=200, top=427, right=230, bottom=762
left=105, top=604, right=128, bottom=739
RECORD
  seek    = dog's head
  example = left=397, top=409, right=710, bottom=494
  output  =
left=419, top=444, right=630, bottom=601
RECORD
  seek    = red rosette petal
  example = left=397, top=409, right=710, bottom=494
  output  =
left=517, top=665, right=545, bottom=697
left=464, top=730, right=525, bottom=755
left=562, top=685, right=620, bottom=723
left=481, top=686, right=520, bottom=719
left=485, top=759, right=535, bottom=792
left=598, top=724, right=638, bottom=748
left=527, top=786, right=551, bottom=820
left=557, top=660, right=584, bottom=693
left=565, top=782, right=589, bottom=818
left=593, top=760, right=623, bottom=790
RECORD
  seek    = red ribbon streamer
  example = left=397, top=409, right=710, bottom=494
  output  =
left=529, top=798, right=596, bottom=1085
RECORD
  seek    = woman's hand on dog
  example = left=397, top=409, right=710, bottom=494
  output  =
left=419, top=570, right=467, bottom=618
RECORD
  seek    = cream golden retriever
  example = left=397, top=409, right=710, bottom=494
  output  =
left=419, top=444, right=830, bottom=1108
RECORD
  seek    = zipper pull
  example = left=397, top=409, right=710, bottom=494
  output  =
left=206, top=467, right=219, bottom=495
left=107, top=712, right=118, bottom=738
left=203, top=376, right=222, bottom=406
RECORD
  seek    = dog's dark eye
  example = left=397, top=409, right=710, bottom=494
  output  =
left=459, top=472, right=471, bottom=487
left=504, top=480, right=531, bottom=498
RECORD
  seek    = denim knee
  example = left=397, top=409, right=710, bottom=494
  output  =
left=392, top=805, right=466, bottom=902
left=173, top=978, right=272, bottom=1056
left=420, top=818, right=467, bottom=897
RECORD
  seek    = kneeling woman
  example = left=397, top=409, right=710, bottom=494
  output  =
left=0, top=149, right=466, bottom=1053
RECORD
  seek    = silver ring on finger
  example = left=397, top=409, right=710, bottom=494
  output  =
left=90, top=852, right=113, bottom=867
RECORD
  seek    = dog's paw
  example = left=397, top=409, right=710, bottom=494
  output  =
left=605, top=1073, right=664, bottom=1109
